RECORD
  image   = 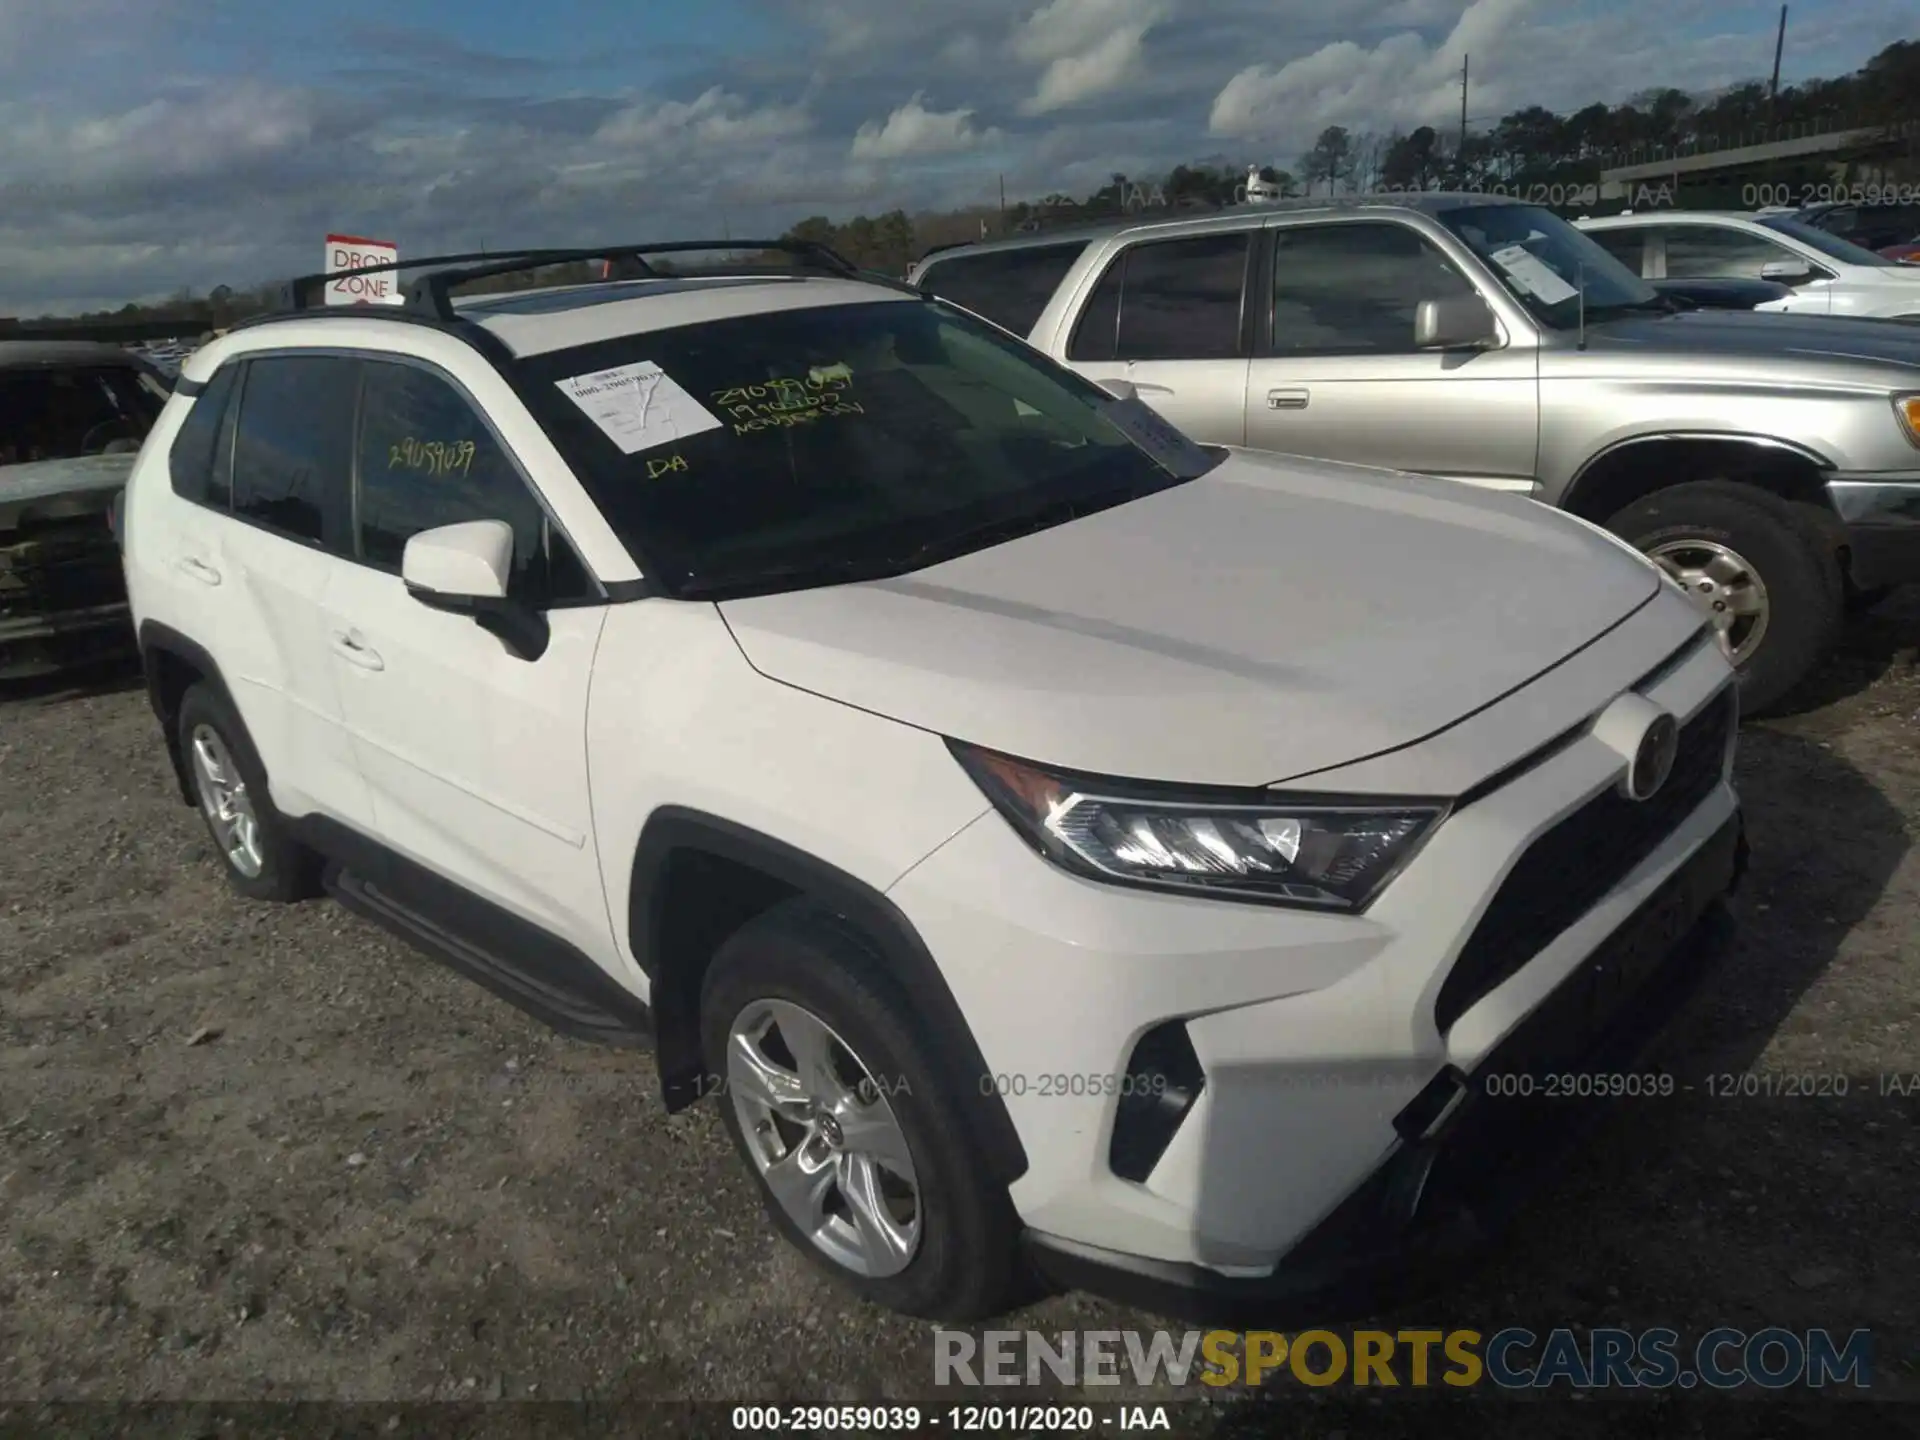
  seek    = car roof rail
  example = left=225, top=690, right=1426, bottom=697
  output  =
left=275, top=239, right=924, bottom=320
left=276, top=250, right=577, bottom=312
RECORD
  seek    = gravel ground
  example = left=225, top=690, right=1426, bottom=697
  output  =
left=2, top=594, right=1917, bottom=1437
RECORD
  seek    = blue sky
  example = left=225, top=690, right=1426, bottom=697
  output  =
left=1, top=0, right=1913, bottom=313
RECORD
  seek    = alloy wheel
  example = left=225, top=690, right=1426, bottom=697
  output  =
left=726, top=998, right=922, bottom=1277
left=1646, top=538, right=1770, bottom=666
left=189, top=724, right=265, bottom=878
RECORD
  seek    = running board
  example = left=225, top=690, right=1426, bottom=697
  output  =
left=326, top=867, right=652, bottom=1049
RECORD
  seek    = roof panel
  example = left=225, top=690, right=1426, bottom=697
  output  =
left=469, top=276, right=911, bottom=357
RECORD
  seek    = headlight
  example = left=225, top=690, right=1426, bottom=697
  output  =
left=1895, top=393, right=1920, bottom=447
left=949, top=741, right=1446, bottom=911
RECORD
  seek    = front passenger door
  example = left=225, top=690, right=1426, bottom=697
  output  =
left=1062, top=231, right=1253, bottom=445
left=1243, top=220, right=1540, bottom=489
left=319, top=358, right=616, bottom=963
left=1656, top=224, right=1834, bottom=313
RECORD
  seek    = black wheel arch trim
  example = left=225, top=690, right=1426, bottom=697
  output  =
left=628, top=805, right=1030, bottom=1186
left=1564, top=431, right=1838, bottom=513
left=137, top=619, right=240, bottom=807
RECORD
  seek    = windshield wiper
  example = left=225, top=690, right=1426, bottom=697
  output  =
left=676, top=553, right=909, bottom=601
left=881, top=491, right=1102, bottom=573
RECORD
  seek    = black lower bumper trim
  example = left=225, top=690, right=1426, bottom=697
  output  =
left=1023, top=810, right=1746, bottom=1327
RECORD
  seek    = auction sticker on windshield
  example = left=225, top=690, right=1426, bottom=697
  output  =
left=556, top=361, right=722, bottom=455
left=1490, top=243, right=1579, bottom=305
left=1100, top=396, right=1214, bottom=480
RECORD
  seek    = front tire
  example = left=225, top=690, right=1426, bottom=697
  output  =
left=176, top=683, right=317, bottom=902
left=700, top=901, right=1023, bottom=1320
left=1607, top=481, right=1841, bottom=717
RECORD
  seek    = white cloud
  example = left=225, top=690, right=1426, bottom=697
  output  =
left=1013, top=0, right=1174, bottom=115
left=2, top=80, right=317, bottom=189
left=851, top=93, right=999, bottom=159
left=594, top=87, right=812, bottom=152
left=2, top=0, right=1913, bottom=313
left=1209, top=0, right=1529, bottom=143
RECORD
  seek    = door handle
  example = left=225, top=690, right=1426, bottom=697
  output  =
left=174, top=557, right=222, bottom=586
left=1267, top=388, right=1310, bottom=411
left=330, top=631, right=385, bottom=672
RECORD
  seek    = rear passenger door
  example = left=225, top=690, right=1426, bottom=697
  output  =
left=1243, top=219, right=1540, bottom=489
left=1060, top=231, right=1253, bottom=446
left=167, top=353, right=373, bottom=827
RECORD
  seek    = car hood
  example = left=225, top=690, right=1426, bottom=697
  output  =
left=718, top=451, right=1663, bottom=788
left=1585, top=309, right=1920, bottom=372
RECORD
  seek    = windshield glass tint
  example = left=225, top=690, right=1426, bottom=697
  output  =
left=1760, top=216, right=1900, bottom=267
left=1438, top=204, right=1658, bottom=324
left=513, top=298, right=1216, bottom=597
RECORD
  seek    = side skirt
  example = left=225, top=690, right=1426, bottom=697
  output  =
left=291, top=815, right=652, bottom=1049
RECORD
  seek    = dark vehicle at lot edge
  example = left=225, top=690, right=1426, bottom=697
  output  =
left=909, top=196, right=1920, bottom=715
left=1, top=341, right=169, bottom=678
left=1797, top=199, right=1920, bottom=255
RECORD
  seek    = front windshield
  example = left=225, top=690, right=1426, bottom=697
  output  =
left=513, top=298, right=1220, bottom=598
left=1437, top=203, right=1659, bottom=326
left=1760, top=216, right=1901, bottom=268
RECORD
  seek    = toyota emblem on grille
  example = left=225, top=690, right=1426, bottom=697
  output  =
left=1622, top=712, right=1680, bottom=802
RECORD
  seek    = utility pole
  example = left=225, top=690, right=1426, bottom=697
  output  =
left=1767, top=5, right=1787, bottom=135
left=999, top=173, right=1007, bottom=230
left=1459, top=54, right=1470, bottom=177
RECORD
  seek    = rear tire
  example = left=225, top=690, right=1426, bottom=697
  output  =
left=176, top=683, right=318, bottom=902
left=1607, top=481, right=1841, bottom=717
left=699, top=900, right=1023, bottom=1321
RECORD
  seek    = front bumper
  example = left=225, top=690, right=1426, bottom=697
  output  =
left=1827, top=475, right=1920, bottom=589
left=891, top=614, right=1737, bottom=1274
left=1022, top=811, right=1746, bottom=1326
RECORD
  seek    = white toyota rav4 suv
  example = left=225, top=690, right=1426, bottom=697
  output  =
left=120, top=241, right=1746, bottom=1324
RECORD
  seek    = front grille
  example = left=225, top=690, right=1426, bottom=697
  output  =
left=1432, top=684, right=1736, bottom=1033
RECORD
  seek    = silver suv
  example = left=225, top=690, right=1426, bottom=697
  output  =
left=909, top=196, right=1920, bottom=715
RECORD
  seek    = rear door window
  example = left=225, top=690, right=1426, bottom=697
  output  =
left=229, top=355, right=359, bottom=545
left=1067, top=233, right=1251, bottom=362
left=917, top=243, right=1088, bottom=336
left=1587, top=227, right=1648, bottom=276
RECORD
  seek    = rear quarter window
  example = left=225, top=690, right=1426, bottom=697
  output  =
left=167, top=362, right=241, bottom=507
left=916, top=243, right=1088, bottom=337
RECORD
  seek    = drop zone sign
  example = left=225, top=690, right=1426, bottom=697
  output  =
left=324, top=234, right=404, bottom=306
